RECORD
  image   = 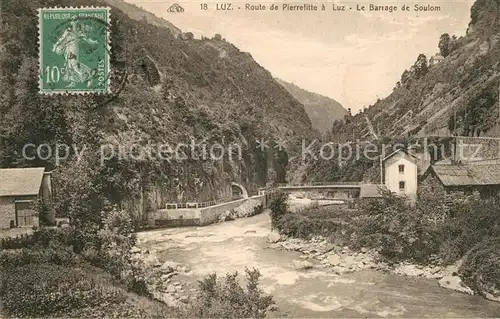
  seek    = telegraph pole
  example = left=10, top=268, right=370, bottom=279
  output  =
left=379, top=155, right=383, bottom=185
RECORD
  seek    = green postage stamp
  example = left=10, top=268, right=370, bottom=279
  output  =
left=38, top=7, right=110, bottom=94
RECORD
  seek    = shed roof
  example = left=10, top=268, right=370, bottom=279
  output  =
left=431, top=163, right=500, bottom=187
left=360, top=184, right=387, bottom=198
left=0, top=167, right=45, bottom=197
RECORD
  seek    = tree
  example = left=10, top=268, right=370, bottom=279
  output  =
left=269, top=192, right=289, bottom=229
left=394, top=81, right=401, bottom=90
left=273, top=149, right=288, bottom=184
left=413, top=54, right=428, bottom=79
left=450, top=35, right=459, bottom=53
left=331, top=119, right=344, bottom=134
left=439, top=33, right=451, bottom=57
left=344, top=108, right=353, bottom=124
left=401, top=69, right=411, bottom=88
left=213, top=33, right=222, bottom=41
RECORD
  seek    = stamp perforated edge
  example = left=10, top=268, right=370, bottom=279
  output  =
left=37, top=6, right=112, bottom=95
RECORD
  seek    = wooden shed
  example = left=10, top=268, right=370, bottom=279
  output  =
left=0, top=167, right=53, bottom=229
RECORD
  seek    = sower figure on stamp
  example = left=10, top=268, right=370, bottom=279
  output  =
left=52, top=18, right=98, bottom=88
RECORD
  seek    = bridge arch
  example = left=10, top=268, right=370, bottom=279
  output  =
left=231, top=182, right=248, bottom=199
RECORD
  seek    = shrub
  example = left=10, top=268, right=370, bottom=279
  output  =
left=184, top=268, right=275, bottom=318
left=356, top=193, right=441, bottom=263
left=252, top=203, right=264, bottom=216
left=0, top=233, right=34, bottom=250
left=65, top=299, right=172, bottom=318
left=355, top=191, right=500, bottom=265
left=96, top=207, right=137, bottom=277
left=459, top=237, right=500, bottom=298
left=0, top=247, right=77, bottom=267
left=0, top=227, right=74, bottom=250
left=0, top=264, right=126, bottom=317
left=271, top=203, right=355, bottom=243
left=34, top=198, right=56, bottom=226
left=269, top=192, right=289, bottom=229
left=80, top=207, right=149, bottom=295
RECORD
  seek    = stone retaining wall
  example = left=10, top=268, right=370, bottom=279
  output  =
left=199, top=196, right=264, bottom=225
left=152, top=192, right=277, bottom=227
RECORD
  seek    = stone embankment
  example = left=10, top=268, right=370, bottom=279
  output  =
left=268, top=232, right=475, bottom=296
left=130, top=246, right=194, bottom=307
left=218, top=198, right=263, bottom=222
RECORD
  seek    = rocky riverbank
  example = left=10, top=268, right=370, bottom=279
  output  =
left=268, top=232, right=478, bottom=297
left=130, top=246, right=195, bottom=307
left=218, top=199, right=264, bottom=222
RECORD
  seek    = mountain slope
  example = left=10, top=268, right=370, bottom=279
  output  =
left=298, top=0, right=500, bottom=185
left=276, top=79, right=347, bottom=133
left=104, top=0, right=182, bottom=36
left=0, top=0, right=313, bottom=222
left=332, top=0, right=499, bottom=141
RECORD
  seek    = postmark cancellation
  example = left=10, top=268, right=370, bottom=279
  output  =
left=38, top=7, right=111, bottom=94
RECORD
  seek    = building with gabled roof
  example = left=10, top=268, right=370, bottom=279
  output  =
left=0, top=167, right=54, bottom=229
left=382, top=149, right=419, bottom=204
left=421, top=161, right=500, bottom=198
left=359, top=184, right=387, bottom=199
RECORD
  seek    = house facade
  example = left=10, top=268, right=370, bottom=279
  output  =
left=0, top=167, right=54, bottom=229
left=383, top=150, right=418, bottom=203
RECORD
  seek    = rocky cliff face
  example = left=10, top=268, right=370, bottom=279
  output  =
left=332, top=0, right=499, bottom=141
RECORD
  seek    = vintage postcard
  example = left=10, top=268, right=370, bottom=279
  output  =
left=38, top=7, right=110, bottom=94
left=1, top=0, right=500, bottom=318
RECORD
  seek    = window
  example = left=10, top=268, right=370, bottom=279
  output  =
left=15, top=200, right=34, bottom=227
left=398, top=164, right=405, bottom=173
left=399, top=181, right=405, bottom=191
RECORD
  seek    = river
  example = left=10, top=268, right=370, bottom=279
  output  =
left=136, top=203, right=500, bottom=317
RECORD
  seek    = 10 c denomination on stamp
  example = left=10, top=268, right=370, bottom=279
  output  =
left=38, top=7, right=110, bottom=94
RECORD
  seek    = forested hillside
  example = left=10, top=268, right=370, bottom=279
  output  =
left=331, top=0, right=500, bottom=141
left=276, top=79, right=347, bottom=134
left=0, top=0, right=313, bottom=224
left=299, top=0, right=499, bottom=184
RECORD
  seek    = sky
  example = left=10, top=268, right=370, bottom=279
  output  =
left=125, top=0, right=475, bottom=112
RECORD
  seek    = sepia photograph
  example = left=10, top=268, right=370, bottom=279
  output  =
left=0, top=0, right=499, bottom=317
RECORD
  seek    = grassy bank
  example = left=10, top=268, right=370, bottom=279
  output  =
left=0, top=247, right=172, bottom=318
left=0, top=214, right=275, bottom=318
left=0, top=216, right=172, bottom=318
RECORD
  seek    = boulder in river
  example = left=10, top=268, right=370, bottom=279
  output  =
left=161, top=272, right=177, bottom=280
left=218, top=210, right=234, bottom=222
left=130, top=246, right=141, bottom=254
left=439, top=275, right=474, bottom=295
left=292, top=259, right=313, bottom=270
left=326, top=254, right=343, bottom=266
left=394, top=264, right=425, bottom=277
left=160, top=260, right=180, bottom=274
left=166, top=285, right=176, bottom=293
left=142, top=254, right=162, bottom=268
left=268, top=231, right=281, bottom=243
